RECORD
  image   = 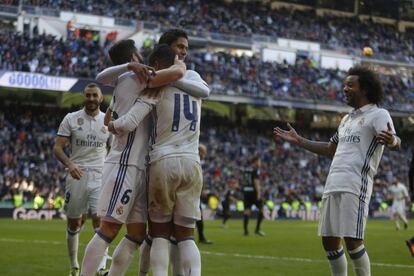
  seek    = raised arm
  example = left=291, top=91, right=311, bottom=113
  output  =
left=108, top=98, right=156, bottom=135
left=273, top=123, right=336, bottom=157
left=95, top=64, right=129, bottom=86
left=96, top=63, right=155, bottom=86
left=147, top=56, right=186, bottom=88
left=172, top=70, right=210, bottom=99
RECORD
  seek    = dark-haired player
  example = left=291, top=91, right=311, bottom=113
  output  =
left=81, top=39, right=208, bottom=276
left=109, top=44, right=203, bottom=276
left=274, top=66, right=401, bottom=276
left=241, top=156, right=265, bottom=236
left=54, top=83, right=112, bottom=276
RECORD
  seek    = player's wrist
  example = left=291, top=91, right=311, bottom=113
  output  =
left=388, top=135, right=398, bottom=148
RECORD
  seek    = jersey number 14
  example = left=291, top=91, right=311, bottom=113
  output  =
left=172, top=93, right=198, bottom=132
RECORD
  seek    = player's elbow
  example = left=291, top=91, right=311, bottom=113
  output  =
left=52, top=144, right=60, bottom=157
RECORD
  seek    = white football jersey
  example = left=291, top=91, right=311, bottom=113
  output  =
left=324, top=104, right=396, bottom=203
left=389, top=183, right=409, bottom=202
left=57, top=109, right=111, bottom=168
left=104, top=72, right=150, bottom=170
left=148, top=86, right=201, bottom=163
left=113, top=86, right=201, bottom=164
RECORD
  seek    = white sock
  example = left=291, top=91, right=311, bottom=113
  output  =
left=349, top=244, right=371, bottom=276
left=138, top=238, right=152, bottom=276
left=326, top=246, right=347, bottom=276
left=177, top=239, right=201, bottom=276
left=170, top=239, right=184, bottom=276
left=67, top=228, right=80, bottom=269
left=81, top=232, right=110, bottom=276
left=108, top=235, right=140, bottom=276
left=95, top=228, right=109, bottom=272
left=150, top=237, right=170, bottom=276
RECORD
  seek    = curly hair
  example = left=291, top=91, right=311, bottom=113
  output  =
left=347, top=66, right=383, bottom=105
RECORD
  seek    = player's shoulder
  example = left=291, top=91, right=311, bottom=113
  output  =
left=185, top=70, right=202, bottom=80
left=63, top=109, right=84, bottom=120
left=370, top=106, right=390, bottom=117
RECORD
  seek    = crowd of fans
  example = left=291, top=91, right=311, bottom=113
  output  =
left=187, top=51, right=414, bottom=112
left=0, top=106, right=411, bottom=215
left=0, top=26, right=109, bottom=78
left=10, top=0, right=414, bottom=62
left=0, top=106, right=67, bottom=208
left=1, top=25, right=413, bottom=112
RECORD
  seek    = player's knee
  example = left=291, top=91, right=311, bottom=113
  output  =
left=91, top=214, right=101, bottom=228
left=174, top=215, right=196, bottom=240
left=126, top=222, right=146, bottom=241
left=67, top=217, right=82, bottom=231
left=344, top=237, right=364, bottom=251
left=99, top=220, right=122, bottom=240
left=322, top=236, right=342, bottom=251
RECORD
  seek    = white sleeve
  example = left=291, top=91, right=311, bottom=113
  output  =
left=372, top=109, right=396, bottom=135
left=95, top=64, right=129, bottom=86
left=57, top=114, right=71, bottom=137
left=112, top=99, right=155, bottom=135
left=171, top=70, right=210, bottom=99
left=403, top=185, right=409, bottom=198
left=109, top=97, right=114, bottom=110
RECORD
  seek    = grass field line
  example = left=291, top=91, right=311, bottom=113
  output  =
left=201, top=250, right=414, bottom=269
left=2, top=237, right=414, bottom=270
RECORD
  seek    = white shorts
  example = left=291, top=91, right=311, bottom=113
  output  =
left=391, top=201, right=405, bottom=216
left=148, top=157, right=202, bottom=227
left=98, top=163, right=147, bottom=224
left=64, top=168, right=102, bottom=218
left=318, top=192, right=369, bottom=240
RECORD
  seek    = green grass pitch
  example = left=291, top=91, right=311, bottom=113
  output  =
left=0, top=218, right=413, bottom=275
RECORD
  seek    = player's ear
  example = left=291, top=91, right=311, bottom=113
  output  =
left=98, top=92, right=104, bottom=103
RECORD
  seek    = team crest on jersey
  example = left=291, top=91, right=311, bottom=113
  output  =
left=358, top=118, right=365, bottom=127
left=116, top=205, right=123, bottom=215
left=77, top=118, right=84, bottom=125
left=101, top=126, right=107, bottom=134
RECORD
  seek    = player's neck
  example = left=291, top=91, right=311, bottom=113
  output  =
left=84, top=108, right=100, bottom=117
left=354, top=99, right=371, bottom=110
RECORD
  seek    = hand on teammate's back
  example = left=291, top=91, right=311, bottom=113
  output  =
left=273, top=123, right=300, bottom=145
left=68, top=162, right=83, bottom=180
left=127, top=62, right=156, bottom=84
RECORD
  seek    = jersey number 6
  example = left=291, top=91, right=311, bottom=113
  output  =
left=172, top=93, right=198, bottom=132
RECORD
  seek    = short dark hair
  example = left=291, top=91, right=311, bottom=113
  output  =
left=148, top=44, right=176, bottom=69
left=347, top=66, right=383, bottom=105
left=108, top=39, right=138, bottom=65
left=158, top=28, right=188, bottom=46
left=85, top=83, right=100, bottom=90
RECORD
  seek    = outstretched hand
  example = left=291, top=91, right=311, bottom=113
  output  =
left=376, top=122, right=395, bottom=145
left=273, top=123, right=300, bottom=145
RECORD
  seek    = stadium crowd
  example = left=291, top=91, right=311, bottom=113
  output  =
left=0, top=106, right=411, bottom=215
left=14, top=0, right=414, bottom=62
left=0, top=27, right=109, bottom=78
left=0, top=26, right=413, bottom=112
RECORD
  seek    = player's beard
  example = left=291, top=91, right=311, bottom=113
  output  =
left=85, top=101, right=99, bottom=113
